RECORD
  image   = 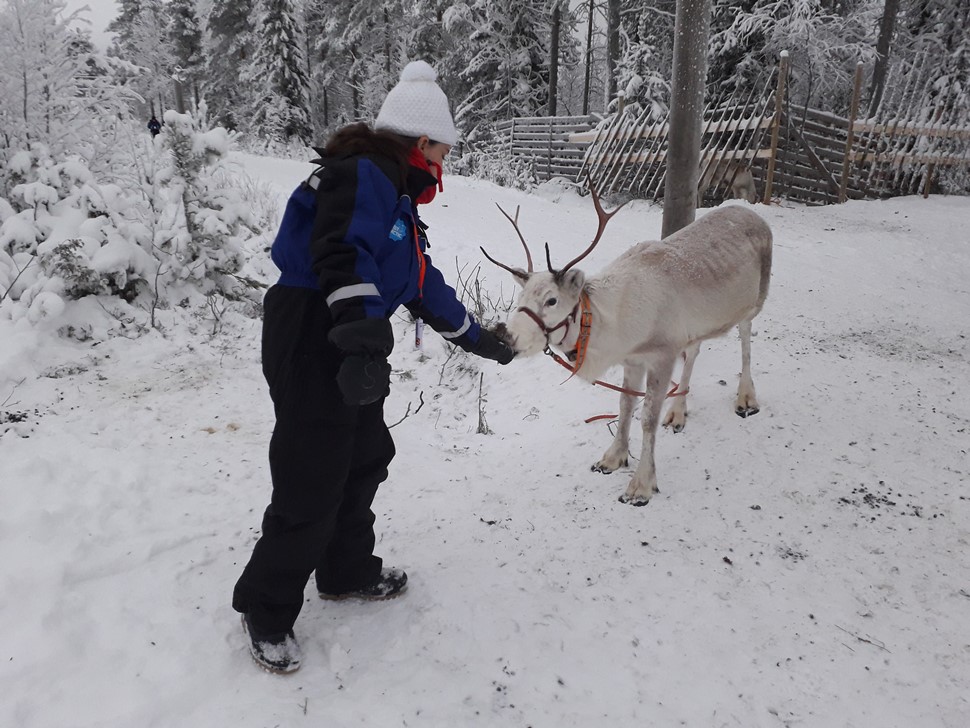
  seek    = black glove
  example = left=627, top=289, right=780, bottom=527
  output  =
left=328, top=319, right=395, bottom=406
left=336, top=355, right=391, bottom=406
left=474, top=328, right=515, bottom=365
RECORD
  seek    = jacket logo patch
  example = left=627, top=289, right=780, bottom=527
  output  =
left=389, top=218, right=407, bottom=241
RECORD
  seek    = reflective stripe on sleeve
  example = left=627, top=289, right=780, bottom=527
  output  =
left=326, top=283, right=381, bottom=307
left=439, top=314, right=472, bottom=340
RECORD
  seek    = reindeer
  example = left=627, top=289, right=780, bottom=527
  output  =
left=698, top=160, right=759, bottom=205
left=482, top=191, right=772, bottom=506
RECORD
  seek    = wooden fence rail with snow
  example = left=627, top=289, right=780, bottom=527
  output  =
left=491, top=55, right=970, bottom=206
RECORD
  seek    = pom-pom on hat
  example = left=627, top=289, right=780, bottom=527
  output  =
left=375, top=60, right=458, bottom=146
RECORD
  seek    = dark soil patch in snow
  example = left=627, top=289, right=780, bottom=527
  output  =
left=1, top=409, right=39, bottom=437
left=838, top=481, right=943, bottom=521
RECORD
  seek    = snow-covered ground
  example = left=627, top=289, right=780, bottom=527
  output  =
left=2, top=153, right=969, bottom=727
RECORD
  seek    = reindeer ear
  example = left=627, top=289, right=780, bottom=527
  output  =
left=560, top=269, right=585, bottom=296
left=510, top=268, right=530, bottom=287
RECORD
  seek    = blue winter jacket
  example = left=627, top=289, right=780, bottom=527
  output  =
left=270, top=152, right=482, bottom=351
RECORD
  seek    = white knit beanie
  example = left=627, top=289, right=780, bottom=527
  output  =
left=375, top=61, right=458, bottom=146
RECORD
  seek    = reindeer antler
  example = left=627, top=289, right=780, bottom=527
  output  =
left=480, top=203, right=535, bottom=281
left=559, top=179, right=628, bottom=274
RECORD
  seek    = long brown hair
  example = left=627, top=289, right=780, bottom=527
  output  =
left=320, top=123, right=418, bottom=186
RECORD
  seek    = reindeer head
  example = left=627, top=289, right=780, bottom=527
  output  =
left=481, top=184, right=624, bottom=357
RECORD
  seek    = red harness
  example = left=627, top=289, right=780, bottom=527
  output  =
left=525, top=292, right=688, bottom=423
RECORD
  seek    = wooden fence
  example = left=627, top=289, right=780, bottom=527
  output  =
left=492, top=55, right=970, bottom=206
left=493, top=115, right=600, bottom=181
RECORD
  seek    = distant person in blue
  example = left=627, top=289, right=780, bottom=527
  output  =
left=147, top=115, right=161, bottom=137
left=232, top=60, right=514, bottom=673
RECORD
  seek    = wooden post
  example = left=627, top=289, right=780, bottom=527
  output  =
left=548, top=117, right=554, bottom=180
left=762, top=52, right=789, bottom=205
left=661, top=0, right=713, bottom=239
left=509, top=118, right=515, bottom=157
left=839, top=62, right=865, bottom=203
left=922, top=103, right=947, bottom=199
left=922, top=164, right=934, bottom=198
left=549, top=0, right=560, bottom=117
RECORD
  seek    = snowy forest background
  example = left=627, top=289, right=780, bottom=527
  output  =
left=1, top=0, right=969, bottom=328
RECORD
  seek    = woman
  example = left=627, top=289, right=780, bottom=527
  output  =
left=232, top=60, right=514, bottom=673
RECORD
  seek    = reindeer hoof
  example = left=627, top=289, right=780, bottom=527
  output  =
left=592, top=458, right=627, bottom=474
left=618, top=493, right=651, bottom=506
left=735, top=405, right=760, bottom=418
left=662, top=412, right=687, bottom=433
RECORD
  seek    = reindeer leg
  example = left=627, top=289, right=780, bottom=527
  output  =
left=663, top=343, right=700, bottom=433
left=735, top=319, right=760, bottom=418
left=592, top=362, right=645, bottom=474
left=620, top=354, right=676, bottom=506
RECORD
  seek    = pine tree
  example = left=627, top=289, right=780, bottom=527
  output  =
left=708, top=0, right=771, bottom=96
left=106, top=0, right=143, bottom=58
left=459, top=0, right=552, bottom=141
left=205, top=0, right=254, bottom=130
left=612, top=0, right=674, bottom=117
left=247, top=0, right=313, bottom=143
left=107, top=0, right=174, bottom=116
left=706, top=0, right=877, bottom=110
left=167, top=0, right=204, bottom=108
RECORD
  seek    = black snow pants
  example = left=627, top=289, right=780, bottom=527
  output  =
left=232, top=284, right=395, bottom=634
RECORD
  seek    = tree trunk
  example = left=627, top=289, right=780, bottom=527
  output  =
left=549, top=1, right=561, bottom=116
left=662, top=0, right=713, bottom=239
left=384, top=7, right=392, bottom=84
left=606, top=0, right=620, bottom=109
left=582, top=0, right=594, bottom=115
left=350, top=44, right=360, bottom=118
left=868, top=0, right=900, bottom=116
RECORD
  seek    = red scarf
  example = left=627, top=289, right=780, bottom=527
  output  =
left=408, top=147, right=443, bottom=205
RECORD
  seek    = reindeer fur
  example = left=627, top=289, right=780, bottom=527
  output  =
left=502, top=205, right=772, bottom=506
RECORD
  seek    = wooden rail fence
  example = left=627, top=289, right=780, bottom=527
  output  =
left=493, top=115, right=600, bottom=181
left=492, top=55, right=970, bottom=206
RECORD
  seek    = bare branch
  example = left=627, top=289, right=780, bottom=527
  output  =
left=0, top=258, right=34, bottom=305
left=388, top=391, right=425, bottom=428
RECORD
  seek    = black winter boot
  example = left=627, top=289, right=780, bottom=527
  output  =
left=241, top=614, right=302, bottom=674
left=318, top=567, right=408, bottom=601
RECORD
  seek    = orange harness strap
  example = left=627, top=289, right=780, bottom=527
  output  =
left=412, top=220, right=427, bottom=300
left=544, top=292, right=688, bottom=423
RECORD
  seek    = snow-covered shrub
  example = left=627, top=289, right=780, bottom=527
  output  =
left=0, top=144, right=154, bottom=309
left=38, top=238, right=107, bottom=299
left=451, top=143, right=537, bottom=191
left=157, top=108, right=259, bottom=300
left=0, top=110, right=266, bottom=332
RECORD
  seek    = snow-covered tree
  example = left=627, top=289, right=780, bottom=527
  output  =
left=247, top=0, right=313, bottom=144
left=205, top=0, right=254, bottom=130
left=106, top=0, right=144, bottom=58
left=613, top=0, right=675, bottom=118
left=107, top=0, right=174, bottom=116
left=167, top=0, right=204, bottom=108
left=457, top=0, right=554, bottom=141
left=708, top=0, right=877, bottom=110
left=156, top=108, right=255, bottom=298
left=0, top=0, right=137, bottom=196
left=896, top=0, right=970, bottom=109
